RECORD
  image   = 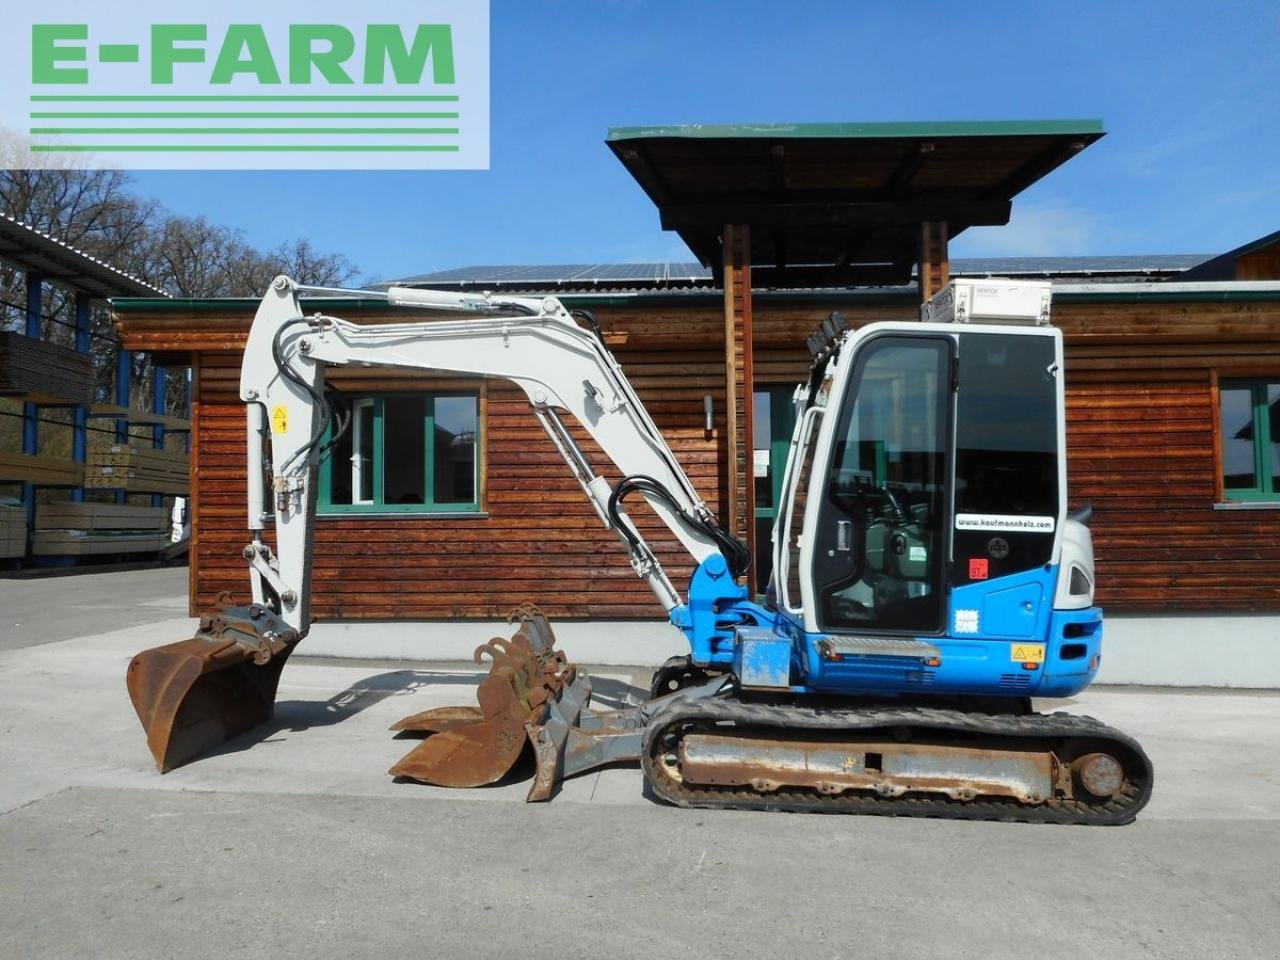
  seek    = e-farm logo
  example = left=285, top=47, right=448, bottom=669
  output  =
left=2, top=1, right=489, bottom=170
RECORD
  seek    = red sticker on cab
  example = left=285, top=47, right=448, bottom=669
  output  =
left=969, top=558, right=990, bottom=580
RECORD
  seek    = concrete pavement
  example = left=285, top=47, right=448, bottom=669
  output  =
left=6, top=786, right=1278, bottom=960
left=1, top=571, right=1278, bottom=958
left=0, top=565, right=188, bottom=651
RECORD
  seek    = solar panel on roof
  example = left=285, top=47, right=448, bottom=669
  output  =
left=387, top=256, right=1204, bottom=292
left=396, top=262, right=716, bottom=286
left=950, top=255, right=1209, bottom=275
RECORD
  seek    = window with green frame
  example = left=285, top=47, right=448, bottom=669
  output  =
left=1219, top=379, right=1280, bottom=502
left=319, top=392, right=481, bottom=514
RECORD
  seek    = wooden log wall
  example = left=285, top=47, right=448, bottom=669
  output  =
left=119, top=293, right=1280, bottom=619
left=189, top=341, right=728, bottom=620
left=1056, top=298, right=1280, bottom=611
left=1235, top=243, right=1280, bottom=281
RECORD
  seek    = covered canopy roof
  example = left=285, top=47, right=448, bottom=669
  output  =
left=0, top=214, right=166, bottom=299
left=607, top=120, right=1105, bottom=287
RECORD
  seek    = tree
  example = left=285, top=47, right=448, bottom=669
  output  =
left=0, top=127, right=360, bottom=299
left=266, top=238, right=357, bottom=288
left=0, top=128, right=360, bottom=424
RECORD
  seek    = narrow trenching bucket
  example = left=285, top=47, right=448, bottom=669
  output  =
left=126, top=601, right=299, bottom=773
left=389, top=604, right=581, bottom=790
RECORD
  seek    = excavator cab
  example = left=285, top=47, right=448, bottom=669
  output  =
left=768, top=281, right=1100, bottom=701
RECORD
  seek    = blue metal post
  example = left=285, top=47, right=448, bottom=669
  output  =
left=70, top=294, right=91, bottom=503
left=115, top=348, right=131, bottom=505
left=21, top=273, right=44, bottom=531
left=151, top=365, right=167, bottom=509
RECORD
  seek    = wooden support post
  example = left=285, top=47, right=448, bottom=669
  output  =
left=918, top=220, right=950, bottom=301
left=70, top=294, right=91, bottom=503
left=721, top=224, right=755, bottom=580
left=187, top=356, right=201, bottom=615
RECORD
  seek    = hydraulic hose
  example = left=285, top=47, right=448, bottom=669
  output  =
left=571, top=308, right=607, bottom=346
left=271, top=317, right=339, bottom=476
left=607, top=474, right=752, bottom=580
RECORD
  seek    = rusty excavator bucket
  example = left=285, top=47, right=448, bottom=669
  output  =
left=128, top=599, right=645, bottom=800
left=126, top=596, right=300, bottom=773
left=389, top=603, right=597, bottom=799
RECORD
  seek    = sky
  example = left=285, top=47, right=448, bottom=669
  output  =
left=128, top=0, right=1280, bottom=285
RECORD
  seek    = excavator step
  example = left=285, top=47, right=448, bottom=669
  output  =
left=818, top=636, right=942, bottom=659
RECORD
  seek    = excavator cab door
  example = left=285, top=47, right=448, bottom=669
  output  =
left=777, top=324, right=1064, bottom=639
left=808, top=336, right=952, bottom=634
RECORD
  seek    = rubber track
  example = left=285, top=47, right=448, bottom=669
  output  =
left=642, top=699, right=1154, bottom=825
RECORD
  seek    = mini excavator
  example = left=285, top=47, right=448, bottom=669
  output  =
left=127, top=276, right=1153, bottom=824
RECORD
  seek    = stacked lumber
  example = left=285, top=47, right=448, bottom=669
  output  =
left=84, top=444, right=189, bottom=494
left=32, top=501, right=172, bottom=557
left=0, top=502, right=25, bottom=559
left=87, top=404, right=192, bottom=431
left=0, top=331, right=92, bottom=403
left=36, top=502, right=169, bottom=532
left=0, top=451, right=84, bottom=486
left=32, top=530, right=170, bottom=556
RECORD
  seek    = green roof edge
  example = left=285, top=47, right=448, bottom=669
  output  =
left=607, top=119, right=1106, bottom=141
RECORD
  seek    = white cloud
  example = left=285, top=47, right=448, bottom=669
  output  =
left=952, top=201, right=1106, bottom=258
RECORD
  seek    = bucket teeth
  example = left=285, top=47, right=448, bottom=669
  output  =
left=389, top=604, right=582, bottom=790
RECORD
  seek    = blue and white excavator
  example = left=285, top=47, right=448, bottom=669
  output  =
left=127, top=276, right=1153, bottom=824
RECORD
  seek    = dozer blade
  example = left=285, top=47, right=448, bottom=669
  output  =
left=126, top=602, right=299, bottom=773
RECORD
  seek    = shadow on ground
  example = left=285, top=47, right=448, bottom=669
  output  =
left=206, top=668, right=647, bottom=762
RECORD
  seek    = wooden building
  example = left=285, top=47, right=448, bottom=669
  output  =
left=0, top=215, right=183, bottom=564
left=113, top=123, right=1280, bottom=685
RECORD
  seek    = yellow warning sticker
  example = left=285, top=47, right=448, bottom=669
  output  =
left=1011, top=643, right=1046, bottom=664
left=271, top=405, right=288, bottom=434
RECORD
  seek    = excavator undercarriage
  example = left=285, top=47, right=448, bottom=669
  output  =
left=641, top=697, right=1152, bottom=824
